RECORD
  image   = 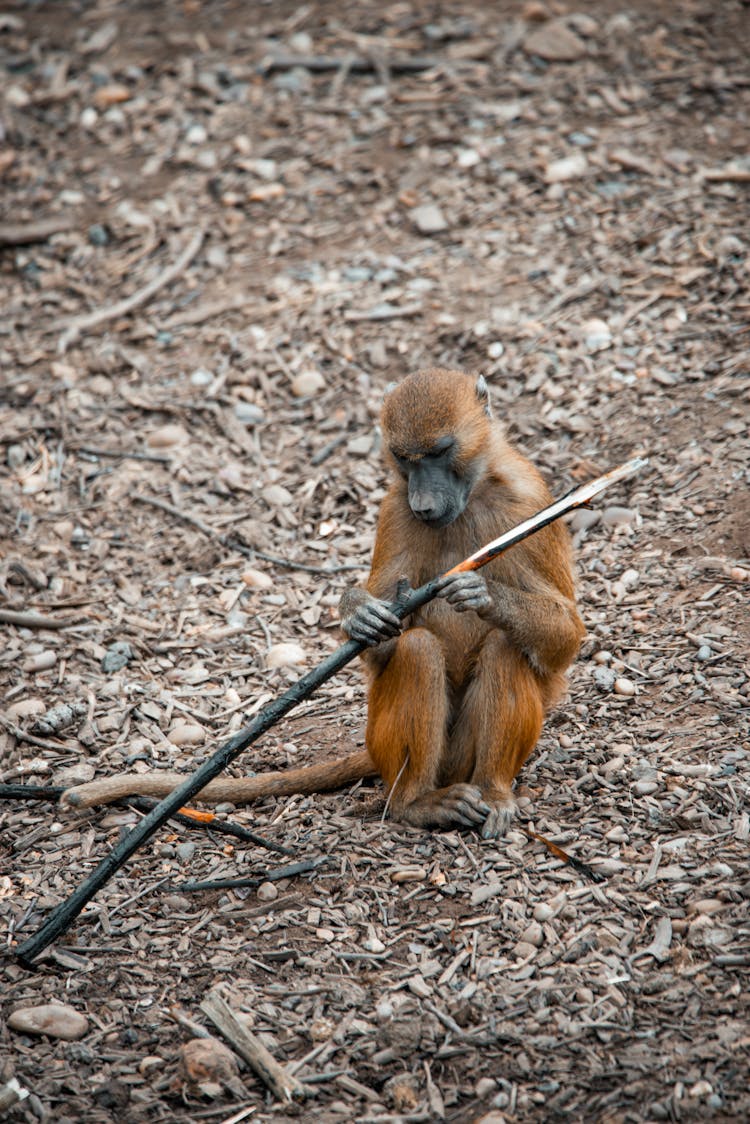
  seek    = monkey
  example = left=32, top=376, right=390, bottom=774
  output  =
left=62, top=368, right=584, bottom=838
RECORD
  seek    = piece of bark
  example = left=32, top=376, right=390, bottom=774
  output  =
left=200, top=989, right=306, bottom=1102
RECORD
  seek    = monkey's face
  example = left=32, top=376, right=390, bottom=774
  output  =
left=393, top=440, right=476, bottom=528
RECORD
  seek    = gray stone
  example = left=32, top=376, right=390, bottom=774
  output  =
left=176, top=842, right=196, bottom=864
left=102, top=641, right=133, bottom=674
left=593, top=666, right=616, bottom=692
left=234, top=401, right=265, bottom=425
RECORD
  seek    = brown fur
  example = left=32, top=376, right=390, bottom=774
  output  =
left=62, top=368, right=584, bottom=828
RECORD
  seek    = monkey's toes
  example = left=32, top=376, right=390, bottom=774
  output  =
left=480, top=798, right=516, bottom=839
left=439, top=783, right=491, bottom=827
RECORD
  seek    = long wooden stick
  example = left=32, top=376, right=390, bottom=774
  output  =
left=15, top=456, right=647, bottom=965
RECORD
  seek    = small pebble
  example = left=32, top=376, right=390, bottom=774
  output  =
left=264, top=484, right=293, bottom=506
left=54, top=763, right=96, bottom=787
left=241, top=568, right=273, bottom=590
left=290, top=369, right=325, bottom=397
left=592, top=666, right=616, bottom=692
left=190, top=367, right=213, bottom=387
left=533, top=903, right=554, bottom=922
left=593, top=649, right=612, bottom=664
left=524, top=19, right=586, bottom=61
left=696, top=644, right=712, bottom=661
left=521, top=921, right=544, bottom=947
left=545, top=154, right=588, bottom=184
left=689, top=1080, right=712, bottom=1098
left=476, top=1077, right=498, bottom=1099
left=266, top=642, right=306, bottom=669
left=347, top=435, right=373, bottom=457
left=102, top=640, right=132, bottom=674
left=633, top=780, right=658, bottom=795
left=583, top=317, right=612, bottom=352
left=168, top=723, right=205, bottom=746
left=7, top=697, right=46, bottom=720
left=175, top=842, right=196, bottom=864
left=80, top=106, right=99, bottom=130
left=88, top=223, right=109, bottom=246
left=316, top=928, right=335, bottom=942
left=513, top=940, right=537, bottom=960
left=22, top=650, right=57, bottom=673
left=185, top=123, right=207, bottom=145
left=146, top=424, right=189, bottom=449
left=234, top=401, right=265, bottom=425
left=410, top=203, right=448, bottom=234
left=8, top=1004, right=88, bottom=1041
left=390, top=868, right=427, bottom=884
left=257, top=881, right=278, bottom=902
left=614, top=676, right=636, bottom=696
left=363, top=933, right=386, bottom=954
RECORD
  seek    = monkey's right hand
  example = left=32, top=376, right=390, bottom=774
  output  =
left=341, top=593, right=402, bottom=646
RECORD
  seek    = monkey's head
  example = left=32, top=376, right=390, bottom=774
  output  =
left=381, top=368, right=492, bottom=528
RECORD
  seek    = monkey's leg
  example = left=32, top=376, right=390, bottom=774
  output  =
left=366, top=628, right=490, bottom=831
left=456, top=632, right=545, bottom=839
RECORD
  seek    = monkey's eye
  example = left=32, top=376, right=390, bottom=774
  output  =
left=427, top=440, right=455, bottom=461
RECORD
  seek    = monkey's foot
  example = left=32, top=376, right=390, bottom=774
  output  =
left=479, top=796, right=516, bottom=839
left=399, top=783, right=491, bottom=831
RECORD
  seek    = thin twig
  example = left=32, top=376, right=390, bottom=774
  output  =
left=200, top=989, right=306, bottom=1103
left=0, top=608, right=84, bottom=630
left=0, top=784, right=289, bottom=855
left=132, top=491, right=361, bottom=574
left=54, top=228, right=205, bottom=353
left=73, top=446, right=171, bottom=464
left=173, top=856, right=328, bottom=894
left=258, top=52, right=443, bottom=75
left=0, top=217, right=72, bottom=245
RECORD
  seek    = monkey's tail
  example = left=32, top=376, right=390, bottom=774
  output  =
left=60, top=751, right=376, bottom=810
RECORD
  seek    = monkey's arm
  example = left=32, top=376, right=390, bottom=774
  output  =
left=434, top=571, right=583, bottom=677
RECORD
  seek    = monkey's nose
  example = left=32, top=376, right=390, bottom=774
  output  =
left=410, top=493, right=439, bottom=521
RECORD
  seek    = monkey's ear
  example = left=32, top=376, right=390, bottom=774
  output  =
left=475, top=375, right=491, bottom=417
left=383, top=381, right=397, bottom=399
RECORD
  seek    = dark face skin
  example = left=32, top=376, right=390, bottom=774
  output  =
left=392, top=436, right=475, bottom=528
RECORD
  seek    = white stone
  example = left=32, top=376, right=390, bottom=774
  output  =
left=8, top=1004, right=88, bottom=1041
left=614, top=676, right=636, bottom=696
left=241, top=568, right=273, bottom=590
left=290, top=369, right=326, bottom=397
left=266, top=642, right=306, bottom=669
left=545, top=153, right=588, bottom=183
left=146, top=424, right=189, bottom=448
left=410, top=203, right=449, bottom=234
left=167, top=723, right=206, bottom=746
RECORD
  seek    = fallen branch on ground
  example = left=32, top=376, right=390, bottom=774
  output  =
left=200, top=988, right=306, bottom=1102
left=0, top=784, right=289, bottom=854
left=54, top=228, right=204, bottom=353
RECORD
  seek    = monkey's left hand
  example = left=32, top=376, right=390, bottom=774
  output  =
left=434, top=571, right=491, bottom=614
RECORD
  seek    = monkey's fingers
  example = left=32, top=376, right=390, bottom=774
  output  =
left=348, top=603, right=401, bottom=644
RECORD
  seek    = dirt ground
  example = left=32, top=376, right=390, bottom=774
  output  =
left=1, top=1, right=749, bottom=1121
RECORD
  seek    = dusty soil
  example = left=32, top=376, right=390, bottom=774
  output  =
left=1, top=1, right=748, bottom=1121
